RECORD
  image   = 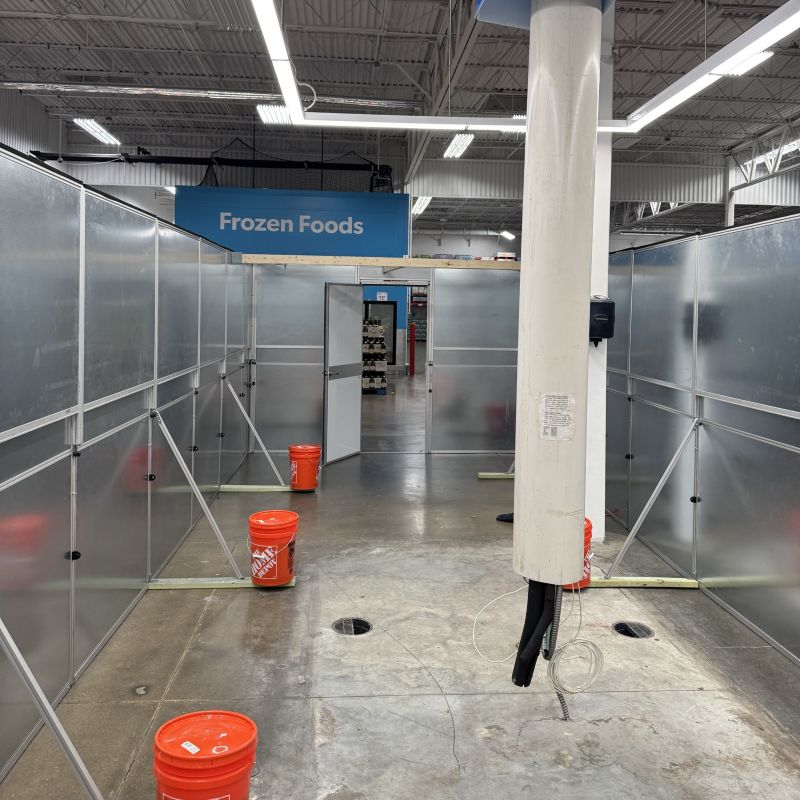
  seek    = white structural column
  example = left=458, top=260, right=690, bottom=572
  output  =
left=513, top=0, right=602, bottom=584
left=586, top=0, right=615, bottom=542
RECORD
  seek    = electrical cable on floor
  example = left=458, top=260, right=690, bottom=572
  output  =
left=472, top=582, right=528, bottom=664
left=473, top=582, right=603, bottom=719
left=546, top=588, right=604, bottom=706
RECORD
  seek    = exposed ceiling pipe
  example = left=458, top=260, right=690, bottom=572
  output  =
left=0, top=82, right=417, bottom=111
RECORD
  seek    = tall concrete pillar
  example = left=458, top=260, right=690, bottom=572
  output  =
left=585, top=0, right=615, bottom=544
left=513, top=0, right=603, bottom=584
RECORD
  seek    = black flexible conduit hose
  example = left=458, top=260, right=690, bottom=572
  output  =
left=511, top=580, right=555, bottom=687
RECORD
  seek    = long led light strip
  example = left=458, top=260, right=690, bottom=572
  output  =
left=73, top=118, right=121, bottom=145
left=599, top=0, right=800, bottom=133
left=250, top=0, right=303, bottom=123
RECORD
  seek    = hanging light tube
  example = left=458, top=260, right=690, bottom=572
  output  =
left=257, top=103, right=292, bottom=125
left=73, top=118, right=120, bottom=145
left=411, top=196, right=433, bottom=216
left=499, top=230, right=516, bottom=240
left=443, top=132, right=474, bottom=159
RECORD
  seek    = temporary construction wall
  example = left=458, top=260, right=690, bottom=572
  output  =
left=607, top=217, right=800, bottom=665
left=250, top=263, right=519, bottom=454
left=0, top=147, right=250, bottom=778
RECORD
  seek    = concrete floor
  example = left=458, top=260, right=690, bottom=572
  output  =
left=3, top=453, right=800, bottom=799
left=361, top=343, right=426, bottom=454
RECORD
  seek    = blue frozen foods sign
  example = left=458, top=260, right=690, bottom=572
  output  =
left=175, top=187, right=410, bottom=257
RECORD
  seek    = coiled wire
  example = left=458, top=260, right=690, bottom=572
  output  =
left=546, top=588, right=604, bottom=695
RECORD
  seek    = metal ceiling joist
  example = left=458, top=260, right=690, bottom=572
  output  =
left=405, top=0, right=480, bottom=184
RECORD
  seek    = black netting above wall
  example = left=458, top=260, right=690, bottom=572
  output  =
left=197, top=138, right=394, bottom=193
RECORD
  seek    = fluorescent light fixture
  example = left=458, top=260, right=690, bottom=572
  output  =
left=601, top=0, right=800, bottom=133
left=249, top=0, right=303, bottom=123
left=73, top=117, right=120, bottom=145
left=715, top=49, right=773, bottom=76
left=411, top=196, right=433, bottom=216
left=443, top=132, right=474, bottom=159
left=300, top=112, right=525, bottom=132
left=627, top=72, right=722, bottom=132
left=499, top=230, right=516, bottom=241
left=257, top=103, right=292, bottom=125
left=512, top=114, right=527, bottom=120
left=164, top=186, right=176, bottom=195
left=249, top=0, right=289, bottom=60
left=270, top=59, right=303, bottom=122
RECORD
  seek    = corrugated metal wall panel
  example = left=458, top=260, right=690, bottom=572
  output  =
left=0, top=90, right=60, bottom=154
left=733, top=170, right=800, bottom=206
left=611, top=163, right=725, bottom=203
left=408, top=159, right=524, bottom=199
left=411, top=159, right=729, bottom=204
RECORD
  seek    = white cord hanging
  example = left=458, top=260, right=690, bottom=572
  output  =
left=471, top=583, right=527, bottom=664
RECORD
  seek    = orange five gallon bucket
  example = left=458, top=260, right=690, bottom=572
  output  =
left=153, top=710, right=257, bottom=800
left=564, top=518, right=593, bottom=591
left=288, top=444, right=321, bottom=491
left=248, top=510, right=298, bottom=587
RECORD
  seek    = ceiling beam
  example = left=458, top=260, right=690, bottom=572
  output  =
left=406, top=0, right=481, bottom=184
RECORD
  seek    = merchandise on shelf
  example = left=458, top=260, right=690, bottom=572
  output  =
left=362, top=318, right=389, bottom=394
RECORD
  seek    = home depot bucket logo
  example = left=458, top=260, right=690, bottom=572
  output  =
left=164, top=795, right=230, bottom=800
left=251, top=546, right=278, bottom=580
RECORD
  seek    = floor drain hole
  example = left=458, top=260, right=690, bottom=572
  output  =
left=613, top=621, right=654, bottom=639
left=333, top=617, right=372, bottom=636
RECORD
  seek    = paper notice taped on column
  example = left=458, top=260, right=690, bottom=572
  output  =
left=539, top=393, right=575, bottom=441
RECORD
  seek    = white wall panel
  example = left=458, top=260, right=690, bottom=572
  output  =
left=0, top=91, right=60, bottom=154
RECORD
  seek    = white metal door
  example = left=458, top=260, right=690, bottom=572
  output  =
left=323, top=283, right=364, bottom=464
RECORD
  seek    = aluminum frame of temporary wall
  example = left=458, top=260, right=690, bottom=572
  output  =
left=0, top=144, right=252, bottom=786
left=606, top=218, right=800, bottom=668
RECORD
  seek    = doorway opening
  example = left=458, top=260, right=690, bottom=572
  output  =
left=360, top=284, right=428, bottom=454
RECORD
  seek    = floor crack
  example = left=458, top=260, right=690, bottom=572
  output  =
left=320, top=567, right=464, bottom=774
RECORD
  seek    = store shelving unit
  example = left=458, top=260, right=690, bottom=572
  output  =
left=362, top=318, right=388, bottom=394
left=410, top=287, right=428, bottom=341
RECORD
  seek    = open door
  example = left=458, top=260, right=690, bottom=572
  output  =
left=323, top=283, right=364, bottom=464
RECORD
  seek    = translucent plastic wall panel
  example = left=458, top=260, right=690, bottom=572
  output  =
left=200, top=243, right=227, bottom=364
left=226, top=258, right=247, bottom=354
left=606, top=390, right=630, bottom=526
left=629, top=401, right=695, bottom=575
left=0, top=460, right=71, bottom=772
left=194, top=382, right=221, bottom=506
left=704, top=399, right=800, bottom=451
left=607, top=251, right=632, bottom=372
left=84, top=195, right=156, bottom=402
left=158, top=226, right=199, bottom=378
left=82, top=390, right=148, bottom=443
left=0, top=156, right=79, bottom=432
left=74, top=420, right=148, bottom=669
left=698, top=426, right=800, bottom=660
left=220, top=367, right=246, bottom=484
left=0, top=420, right=69, bottom=486
left=698, top=220, right=800, bottom=412
left=254, top=265, right=355, bottom=449
left=632, top=381, right=692, bottom=415
left=150, top=396, right=193, bottom=575
left=430, top=269, right=518, bottom=452
left=256, top=264, right=356, bottom=346
left=630, top=240, right=696, bottom=389
left=432, top=269, right=519, bottom=349
left=255, top=365, right=324, bottom=451
left=157, top=374, right=193, bottom=408
left=431, top=366, right=517, bottom=451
